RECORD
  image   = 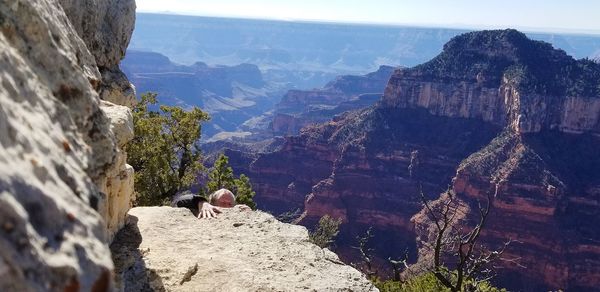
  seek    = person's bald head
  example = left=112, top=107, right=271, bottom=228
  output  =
left=209, top=189, right=236, bottom=208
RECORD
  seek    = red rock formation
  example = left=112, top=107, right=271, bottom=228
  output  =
left=383, top=65, right=600, bottom=136
left=388, top=31, right=600, bottom=291
left=271, top=66, right=394, bottom=135
left=249, top=107, right=501, bottom=274
left=234, top=29, right=600, bottom=291
left=410, top=130, right=600, bottom=291
left=249, top=127, right=340, bottom=214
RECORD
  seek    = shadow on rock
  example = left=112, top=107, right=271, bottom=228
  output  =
left=110, top=215, right=166, bottom=292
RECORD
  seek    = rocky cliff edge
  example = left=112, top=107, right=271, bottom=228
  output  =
left=111, top=207, right=378, bottom=292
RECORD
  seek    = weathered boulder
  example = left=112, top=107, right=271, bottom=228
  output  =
left=112, top=207, right=378, bottom=292
left=98, top=67, right=137, bottom=108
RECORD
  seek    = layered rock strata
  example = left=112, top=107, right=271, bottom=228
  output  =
left=413, top=130, right=600, bottom=291
left=0, top=0, right=135, bottom=290
left=238, top=30, right=600, bottom=290
left=386, top=30, right=600, bottom=291
left=250, top=107, right=500, bottom=271
left=382, top=70, right=600, bottom=135
left=382, top=30, right=600, bottom=136
left=272, top=65, right=394, bottom=135
left=112, top=207, right=378, bottom=292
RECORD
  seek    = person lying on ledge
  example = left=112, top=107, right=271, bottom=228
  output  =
left=172, top=188, right=250, bottom=218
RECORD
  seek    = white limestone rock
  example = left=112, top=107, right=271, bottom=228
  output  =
left=112, top=207, right=379, bottom=292
left=99, top=101, right=135, bottom=241
left=58, top=0, right=136, bottom=68
left=0, top=0, right=135, bottom=290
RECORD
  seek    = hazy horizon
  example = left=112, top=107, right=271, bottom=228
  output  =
left=136, top=0, right=600, bottom=36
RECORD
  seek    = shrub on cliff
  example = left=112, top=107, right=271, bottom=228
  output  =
left=127, top=92, right=210, bottom=205
left=373, top=272, right=506, bottom=292
left=309, top=215, right=342, bottom=249
left=206, top=153, right=257, bottom=209
left=206, top=153, right=236, bottom=193
left=412, top=185, right=516, bottom=292
left=235, top=174, right=257, bottom=210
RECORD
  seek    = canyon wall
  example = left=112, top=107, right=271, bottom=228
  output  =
left=382, top=30, right=600, bottom=290
left=382, top=71, right=600, bottom=135
left=248, top=105, right=501, bottom=272
left=472, top=132, right=598, bottom=290
left=0, top=0, right=135, bottom=290
left=121, top=50, right=290, bottom=139
left=239, top=29, right=600, bottom=290
left=271, top=66, right=394, bottom=136
left=411, top=129, right=600, bottom=290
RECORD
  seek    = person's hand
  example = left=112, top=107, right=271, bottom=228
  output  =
left=198, top=201, right=222, bottom=219
left=236, top=204, right=251, bottom=211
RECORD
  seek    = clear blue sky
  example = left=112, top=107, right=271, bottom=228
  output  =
left=136, top=0, right=600, bottom=34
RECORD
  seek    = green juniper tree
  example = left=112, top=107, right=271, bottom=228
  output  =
left=235, top=174, right=256, bottom=210
left=127, top=93, right=257, bottom=208
left=205, top=153, right=257, bottom=209
left=205, top=153, right=236, bottom=194
left=309, top=215, right=342, bottom=249
left=126, top=92, right=210, bottom=205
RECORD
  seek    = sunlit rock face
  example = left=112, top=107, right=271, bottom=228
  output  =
left=59, top=0, right=137, bottom=241
left=383, top=71, right=600, bottom=136
left=0, top=0, right=135, bottom=290
left=382, top=30, right=600, bottom=136
left=238, top=29, right=600, bottom=290
left=98, top=101, right=135, bottom=241
left=112, top=207, right=379, bottom=292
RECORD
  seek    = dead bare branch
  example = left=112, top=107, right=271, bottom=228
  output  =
left=420, top=182, right=518, bottom=292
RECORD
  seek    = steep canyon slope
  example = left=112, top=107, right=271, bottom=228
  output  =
left=271, top=65, right=395, bottom=136
left=237, top=29, right=600, bottom=291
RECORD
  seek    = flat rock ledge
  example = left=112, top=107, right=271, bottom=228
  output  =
left=111, top=207, right=378, bottom=292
